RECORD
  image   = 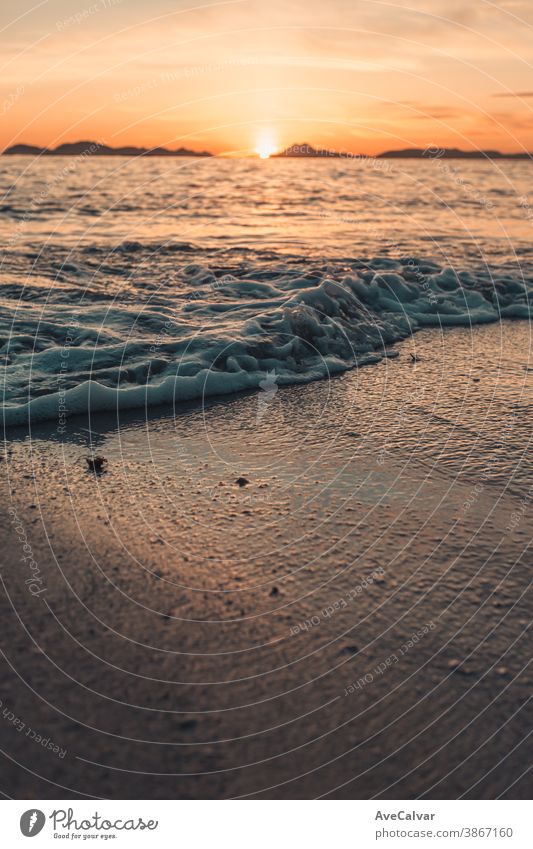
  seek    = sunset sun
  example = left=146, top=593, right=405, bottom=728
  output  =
left=255, top=128, right=278, bottom=159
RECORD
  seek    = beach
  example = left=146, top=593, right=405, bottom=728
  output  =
left=3, top=0, right=533, bottom=831
left=1, top=320, right=531, bottom=799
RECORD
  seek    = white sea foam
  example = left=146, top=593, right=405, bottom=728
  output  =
left=1, top=254, right=530, bottom=426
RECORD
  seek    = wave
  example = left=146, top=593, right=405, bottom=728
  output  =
left=1, top=255, right=531, bottom=427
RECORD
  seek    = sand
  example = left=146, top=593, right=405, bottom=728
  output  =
left=0, top=322, right=531, bottom=799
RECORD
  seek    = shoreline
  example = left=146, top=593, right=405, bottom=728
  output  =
left=1, top=323, right=531, bottom=798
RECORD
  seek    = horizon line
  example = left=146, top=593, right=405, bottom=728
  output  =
left=3, top=140, right=533, bottom=160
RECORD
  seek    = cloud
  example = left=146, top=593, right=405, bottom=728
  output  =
left=492, top=91, right=533, bottom=98
left=253, top=54, right=420, bottom=73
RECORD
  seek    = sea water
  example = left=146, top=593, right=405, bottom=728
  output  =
left=0, top=155, right=531, bottom=426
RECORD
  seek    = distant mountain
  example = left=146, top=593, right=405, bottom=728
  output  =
left=377, top=147, right=533, bottom=160
left=4, top=144, right=44, bottom=155
left=275, top=143, right=533, bottom=160
left=5, top=140, right=533, bottom=161
left=3, top=141, right=212, bottom=157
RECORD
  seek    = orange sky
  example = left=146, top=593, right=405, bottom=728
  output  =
left=2, top=0, right=533, bottom=155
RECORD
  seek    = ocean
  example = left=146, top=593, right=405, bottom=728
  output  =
left=1, top=154, right=531, bottom=800
left=1, top=154, right=532, bottom=426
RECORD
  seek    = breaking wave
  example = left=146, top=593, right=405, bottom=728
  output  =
left=1, top=250, right=531, bottom=427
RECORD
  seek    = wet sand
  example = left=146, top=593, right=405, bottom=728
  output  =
left=0, top=322, right=531, bottom=799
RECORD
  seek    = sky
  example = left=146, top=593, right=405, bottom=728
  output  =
left=2, top=0, right=533, bottom=155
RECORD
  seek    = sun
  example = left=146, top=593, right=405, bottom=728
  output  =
left=255, top=128, right=278, bottom=159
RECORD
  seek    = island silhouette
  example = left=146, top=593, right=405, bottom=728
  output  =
left=3, top=141, right=212, bottom=157
left=3, top=140, right=533, bottom=159
left=275, top=142, right=533, bottom=160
